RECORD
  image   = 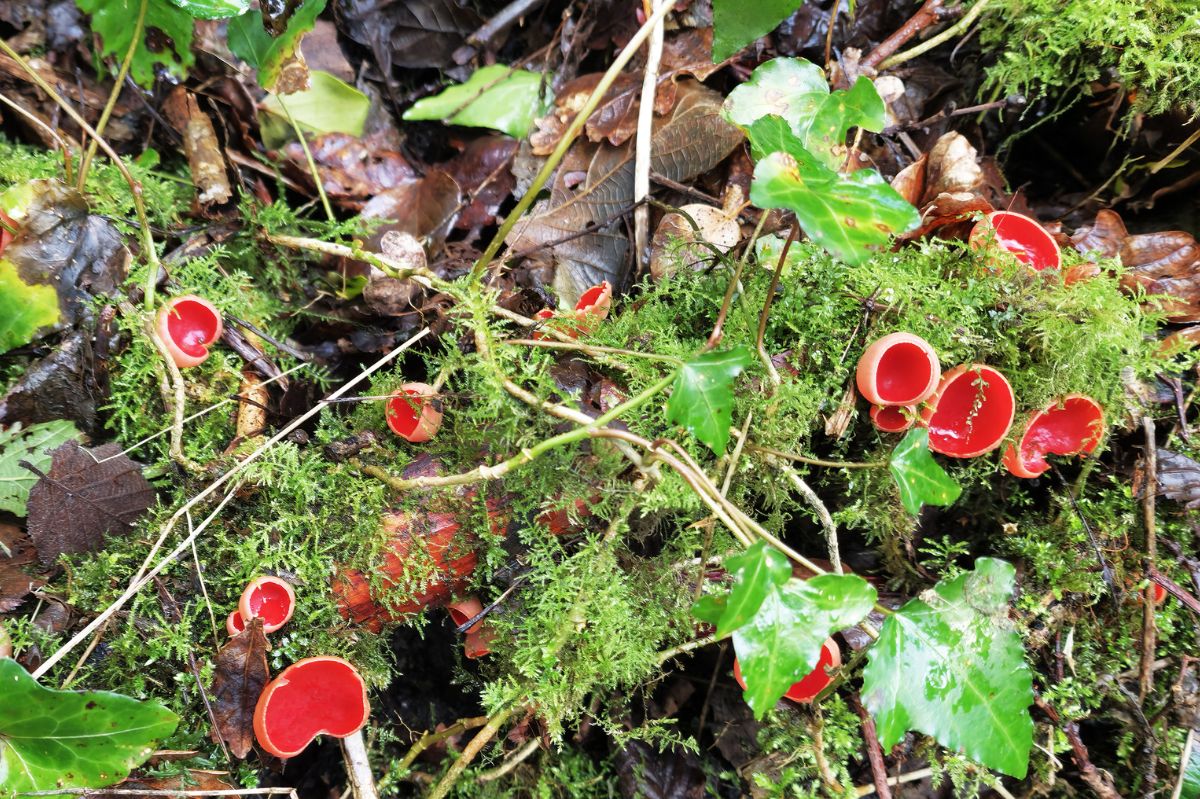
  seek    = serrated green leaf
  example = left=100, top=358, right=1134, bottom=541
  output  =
left=734, top=573, right=876, bottom=718
left=164, top=0, right=246, bottom=19
left=0, top=658, right=179, bottom=797
left=0, top=258, right=60, bottom=354
left=862, top=558, right=1034, bottom=778
left=749, top=147, right=920, bottom=266
left=667, top=347, right=752, bottom=455
left=227, top=0, right=327, bottom=91
left=402, top=64, right=552, bottom=140
left=804, top=76, right=886, bottom=169
left=0, top=421, right=79, bottom=516
left=888, top=428, right=962, bottom=516
left=724, top=58, right=829, bottom=132
left=74, top=0, right=195, bottom=86
left=712, top=0, right=805, bottom=62
left=261, top=70, right=370, bottom=146
left=717, top=542, right=791, bottom=636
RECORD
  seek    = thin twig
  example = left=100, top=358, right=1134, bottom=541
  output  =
left=633, top=0, right=667, bottom=276
left=860, top=0, right=945, bottom=70
left=340, top=730, right=378, bottom=799
left=476, top=737, right=540, bottom=782
left=876, top=0, right=992, bottom=71
left=426, top=707, right=516, bottom=799
left=277, top=96, right=335, bottom=222
left=739, top=437, right=886, bottom=470
left=707, top=212, right=769, bottom=351
left=397, top=717, right=490, bottom=772
left=77, top=0, right=147, bottom=189
left=1139, top=416, right=1158, bottom=703
left=773, top=457, right=842, bottom=573
left=850, top=694, right=893, bottom=799
left=755, top=220, right=799, bottom=385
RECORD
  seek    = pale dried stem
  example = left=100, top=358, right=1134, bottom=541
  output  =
left=633, top=0, right=667, bottom=274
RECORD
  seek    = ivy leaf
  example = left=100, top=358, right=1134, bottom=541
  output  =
left=163, top=0, right=247, bottom=19
left=717, top=542, right=791, bottom=636
left=0, top=258, right=59, bottom=354
left=734, top=573, right=876, bottom=718
left=691, top=593, right=727, bottom=627
left=804, top=76, right=886, bottom=170
left=227, top=0, right=327, bottom=91
left=888, top=428, right=962, bottom=515
left=667, top=347, right=752, bottom=455
left=0, top=421, right=79, bottom=517
left=402, top=64, right=552, bottom=140
left=861, top=558, right=1035, bottom=778
left=74, top=0, right=196, bottom=86
left=712, top=0, right=804, bottom=62
left=749, top=147, right=920, bottom=266
left=723, top=58, right=828, bottom=133
left=0, top=658, right=179, bottom=796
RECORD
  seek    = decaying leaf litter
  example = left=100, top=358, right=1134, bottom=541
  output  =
left=0, top=0, right=1199, bottom=797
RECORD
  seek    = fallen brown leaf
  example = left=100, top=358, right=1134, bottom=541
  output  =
left=0, top=522, right=44, bottom=612
left=162, top=88, right=232, bottom=207
left=209, top=617, right=270, bottom=759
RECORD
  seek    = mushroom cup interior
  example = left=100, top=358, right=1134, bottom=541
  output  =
left=926, top=367, right=1015, bottom=456
left=244, top=579, right=293, bottom=628
left=258, top=658, right=367, bottom=756
left=166, top=299, right=221, bottom=357
left=1016, top=397, right=1103, bottom=474
left=386, top=391, right=425, bottom=437
left=875, top=342, right=935, bottom=404
left=987, top=212, right=1060, bottom=271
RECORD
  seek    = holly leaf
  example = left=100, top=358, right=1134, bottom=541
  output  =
left=0, top=658, right=179, bottom=796
left=0, top=421, right=79, bottom=516
left=227, top=0, right=327, bottom=91
left=0, top=259, right=59, bottom=354
left=888, top=428, right=962, bottom=515
left=402, top=64, right=552, bottom=140
left=164, top=0, right=247, bottom=19
left=209, top=618, right=270, bottom=759
left=75, top=0, right=196, bottom=86
left=712, top=0, right=804, bottom=62
left=734, top=573, right=876, bottom=718
left=861, top=558, right=1035, bottom=778
left=667, top=347, right=752, bottom=455
left=724, top=58, right=829, bottom=133
left=749, top=146, right=920, bottom=266
left=804, top=76, right=886, bottom=170
left=716, top=541, right=790, bottom=636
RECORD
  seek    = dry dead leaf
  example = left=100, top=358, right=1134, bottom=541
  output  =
left=162, top=88, right=232, bottom=207
left=209, top=617, right=270, bottom=759
left=0, top=522, right=44, bottom=612
left=650, top=203, right=740, bottom=280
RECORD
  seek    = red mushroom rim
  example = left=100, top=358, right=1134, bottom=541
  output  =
left=733, top=638, right=840, bottom=704
left=870, top=404, right=914, bottom=432
left=855, top=333, right=941, bottom=407
left=385, top=388, right=442, bottom=439
left=921, top=364, right=1016, bottom=458
left=162, top=297, right=222, bottom=357
left=239, top=576, right=296, bottom=634
left=253, top=656, right=370, bottom=759
left=971, top=211, right=1061, bottom=272
left=1003, top=395, right=1104, bottom=478
left=575, top=282, right=611, bottom=317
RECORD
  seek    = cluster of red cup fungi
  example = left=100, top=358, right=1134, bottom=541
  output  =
left=531, top=281, right=612, bottom=341
left=224, top=576, right=370, bottom=759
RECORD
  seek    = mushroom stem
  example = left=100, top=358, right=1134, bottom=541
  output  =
left=341, top=730, right=378, bottom=799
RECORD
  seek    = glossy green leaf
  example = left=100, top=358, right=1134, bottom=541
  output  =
left=261, top=70, right=370, bottom=146
left=804, top=76, right=886, bottom=169
left=888, top=428, right=962, bottom=515
left=716, top=542, right=791, bottom=636
left=227, top=0, right=327, bottom=91
left=724, top=58, right=828, bottom=133
left=667, top=346, right=752, bottom=455
left=712, top=0, right=804, bottom=62
left=749, top=148, right=920, bottom=266
left=75, top=0, right=195, bottom=86
left=861, top=558, right=1035, bottom=778
left=734, top=573, right=876, bottom=718
left=0, top=258, right=60, bottom=354
left=1178, top=731, right=1200, bottom=799
left=691, top=593, right=727, bottom=627
left=164, top=0, right=246, bottom=19
left=402, top=65, right=551, bottom=139
left=0, top=421, right=79, bottom=516
left=0, top=658, right=179, bottom=797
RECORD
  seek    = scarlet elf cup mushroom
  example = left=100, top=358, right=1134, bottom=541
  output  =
left=870, top=404, right=916, bottom=433
left=253, top=656, right=370, bottom=759
left=733, top=638, right=841, bottom=704
left=969, top=210, right=1062, bottom=272
left=156, top=295, right=224, bottom=368
left=238, top=575, right=296, bottom=634
left=1002, top=395, right=1104, bottom=478
left=385, top=382, right=443, bottom=443
left=919, top=364, right=1016, bottom=458
left=855, top=332, right=941, bottom=407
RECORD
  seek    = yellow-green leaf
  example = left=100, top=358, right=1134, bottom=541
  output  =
left=0, top=258, right=59, bottom=354
left=402, top=64, right=552, bottom=140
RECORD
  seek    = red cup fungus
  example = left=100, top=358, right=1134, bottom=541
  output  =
left=253, top=656, right=370, bottom=759
left=464, top=623, right=497, bottom=659
left=156, top=295, right=223, bottom=369
left=969, top=211, right=1061, bottom=272
left=1153, top=582, right=1167, bottom=605
left=447, top=595, right=485, bottom=634
left=855, top=333, right=941, bottom=407
left=385, top=382, right=443, bottom=443
left=238, top=576, right=296, bottom=634
left=733, top=637, right=841, bottom=704
left=1002, top=395, right=1104, bottom=478
left=531, top=308, right=561, bottom=342
left=870, top=404, right=915, bottom=433
left=575, top=281, right=612, bottom=321
left=226, top=609, right=246, bottom=637
left=919, top=364, right=1016, bottom=458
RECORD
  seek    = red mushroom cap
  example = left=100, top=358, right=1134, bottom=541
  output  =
left=253, top=656, right=370, bottom=759
left=238, top=576, right=296, bottom=634
left=464, top=623, right=497, bottom=659
left=226, top=609, right=246, bottom=637
left=1002, top=394, right=1104, bottom=478
left=969, top=211, right=1061, bottom=272
left=385, top=382, right=443, bottom=443
left=870, top=404, right=916, bottom=433
left=856, top=332, right=941, bottom=407
left=155, top=295, right=223, bottom=369
left=733, top=637, right=841, bottom=704
left=447, top=595, right=485, bottom=634
left=919, top=364, right=1016, bottom=458
left=575, top=281, right=612, bottom=320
